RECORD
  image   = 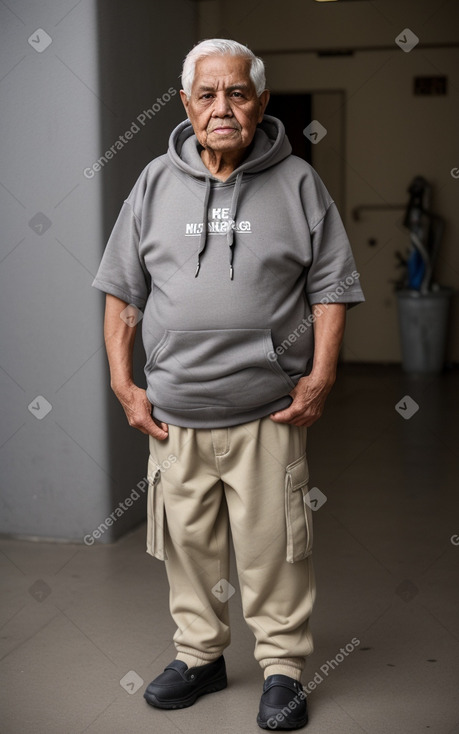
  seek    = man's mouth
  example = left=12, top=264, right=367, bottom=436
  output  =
left=210, top=126, right=239, bottom=134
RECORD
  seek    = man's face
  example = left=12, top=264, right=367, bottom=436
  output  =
left=180, top=54, right=270, bottom=155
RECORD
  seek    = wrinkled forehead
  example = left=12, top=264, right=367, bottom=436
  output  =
left=192, top=54, right=254, bottom=91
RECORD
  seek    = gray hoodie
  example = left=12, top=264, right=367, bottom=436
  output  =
left=92, top=115, right=364, bottom=428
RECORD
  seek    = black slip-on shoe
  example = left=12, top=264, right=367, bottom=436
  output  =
left=143, top=655, right=227, bottom=710
left=257, top=674, right=308, bottom=730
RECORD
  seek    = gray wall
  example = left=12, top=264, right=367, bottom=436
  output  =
left=0, top=0, right=196, bottom=541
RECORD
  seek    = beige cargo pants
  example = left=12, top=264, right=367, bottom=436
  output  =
left=146, top=415, right=315, bottom=679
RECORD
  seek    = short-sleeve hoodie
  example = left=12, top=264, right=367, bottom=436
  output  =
left=92, top=115, right=365, bottom=428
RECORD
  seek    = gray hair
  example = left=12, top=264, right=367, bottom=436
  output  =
left=181, top=38, right=266, bottom=98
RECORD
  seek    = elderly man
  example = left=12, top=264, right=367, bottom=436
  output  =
left=92, top=38, right=364, bottom=730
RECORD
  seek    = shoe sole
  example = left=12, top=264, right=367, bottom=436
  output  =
left=256, top=712, right=308, bottom=730
left=144, top=675, right=227, bottom=709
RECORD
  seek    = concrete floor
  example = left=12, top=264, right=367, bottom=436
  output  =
left=1, top=365, right=459, bottom=734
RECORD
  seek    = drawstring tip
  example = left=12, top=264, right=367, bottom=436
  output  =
left=195, top=262, right=200, bottom=278
left=229, top=266, right=234, bottom=280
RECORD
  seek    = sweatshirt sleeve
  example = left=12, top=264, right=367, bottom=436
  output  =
left=305, top=200, right=365, bottom=308
left=91, top=193, right=150, bottom=310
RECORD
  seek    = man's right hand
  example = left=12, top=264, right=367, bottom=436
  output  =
left=114, top=383, right=168, bottom=440
left=104, top=293, right=169, bottom=441
left=103, top=294, right=168, bottom=440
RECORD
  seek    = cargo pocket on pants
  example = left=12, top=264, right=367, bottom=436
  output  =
left=285, top=452, right=313, bottom=563
left=146, top=455, right=168, bottom=561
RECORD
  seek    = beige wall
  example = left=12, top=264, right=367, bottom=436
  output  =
left=197, top=0, right=459, bottom=363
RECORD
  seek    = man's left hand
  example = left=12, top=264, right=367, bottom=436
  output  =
left=270, top=373, right=335, bottom=428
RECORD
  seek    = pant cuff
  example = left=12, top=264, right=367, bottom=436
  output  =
left=260, top=657, right=305, bottom=681
left=175, top=645, right=223, bottom=663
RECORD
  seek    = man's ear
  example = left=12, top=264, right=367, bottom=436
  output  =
left=257, top=90, right=270, bottom=122
left=180, top=90, right=190, bottom=117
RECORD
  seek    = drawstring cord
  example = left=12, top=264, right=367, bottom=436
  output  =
left=195, top=177, right=211, bottom=277
left=227, top=172, right=243, bottom=280
left=195, top=172, right=243, bottom=279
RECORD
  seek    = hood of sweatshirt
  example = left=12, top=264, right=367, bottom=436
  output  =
left=166, top=115, right=292, bottom=279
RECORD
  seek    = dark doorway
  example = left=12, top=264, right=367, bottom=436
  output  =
left=267, top=93, right=313, bottom=163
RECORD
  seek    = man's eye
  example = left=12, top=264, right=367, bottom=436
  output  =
left=201, top=94, right=213, bottom=100
left=231, top=92, right=243, bottom=98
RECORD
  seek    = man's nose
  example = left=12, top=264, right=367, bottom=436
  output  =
left=212, top=91, right=232, bottom=117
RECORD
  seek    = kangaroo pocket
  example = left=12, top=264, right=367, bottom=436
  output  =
left=145, top=328, right=296, bottom=412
